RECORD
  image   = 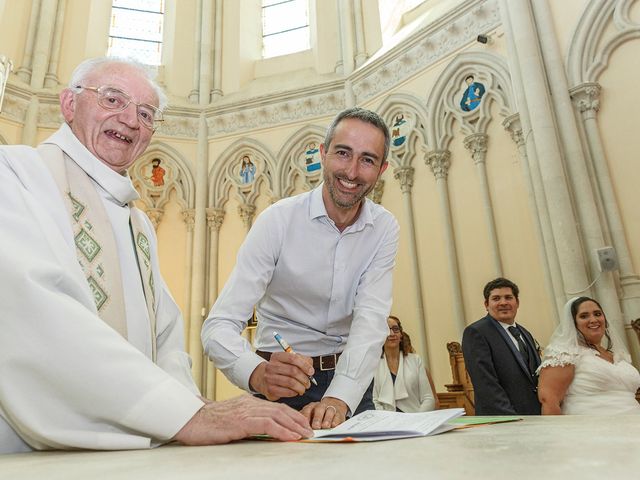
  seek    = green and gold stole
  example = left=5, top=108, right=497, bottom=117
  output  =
left=38, top=144, right=157, bottom=361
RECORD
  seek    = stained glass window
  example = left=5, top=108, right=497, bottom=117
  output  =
left=262, top=0, right=310, bottom=58
left=108, top=0, right=164, bottom=66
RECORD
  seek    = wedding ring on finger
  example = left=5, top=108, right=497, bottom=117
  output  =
left=325, top=405, right=337, bottom=416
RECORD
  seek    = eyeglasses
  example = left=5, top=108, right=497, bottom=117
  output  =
left=75, top=85, right=163, bottom=130
left=389, top=326, right=401, bottom=333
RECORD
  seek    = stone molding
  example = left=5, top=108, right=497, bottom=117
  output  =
left=1, top=0, right=501, bottom=139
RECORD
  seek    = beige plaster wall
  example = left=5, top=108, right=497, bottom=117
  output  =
left=1, top=0, right=638, bottom=403
left=598, top=39, right=640, bottom=277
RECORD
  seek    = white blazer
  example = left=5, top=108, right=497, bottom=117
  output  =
left=373, top=353, right=436, bottom=413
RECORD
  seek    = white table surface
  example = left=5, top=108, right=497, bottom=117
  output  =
left=1, top=415, right=638, bottom=480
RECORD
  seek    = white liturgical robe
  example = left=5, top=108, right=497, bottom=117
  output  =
left=0, top=125, right=203, bottom=454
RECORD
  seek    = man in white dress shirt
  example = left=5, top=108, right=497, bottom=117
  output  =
left=0, top=57, right=311, bottom=454
left=202, top=107, right=400, bottom=429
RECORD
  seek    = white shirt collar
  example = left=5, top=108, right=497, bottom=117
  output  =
left=43, top=124, right=140, bottom=206
left=309, top=184, right=374, bottom=232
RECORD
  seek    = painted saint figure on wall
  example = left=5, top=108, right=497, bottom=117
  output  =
left=150, top=158, right=166, bottom=187
left=460, top=74, right=486, bottom=112
left=304, top=142, right=321, bottom=172
left=240, top=155, right=256, bottom=184
left=391, top=113, right=408, bottom=147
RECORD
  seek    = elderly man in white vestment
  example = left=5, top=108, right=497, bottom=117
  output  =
left=0, top=57, right=312, bottom=454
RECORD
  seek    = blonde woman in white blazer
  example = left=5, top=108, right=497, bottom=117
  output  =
left=373, top=316, right=437, bottom=412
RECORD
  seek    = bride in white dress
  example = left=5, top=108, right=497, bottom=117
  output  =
left=538, top=297, right=640, bottom=415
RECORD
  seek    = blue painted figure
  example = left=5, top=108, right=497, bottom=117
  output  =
left=240, top=155, right=256, bottom=184
left=305, top=142, right=321, bottom=172
left=460, top=75, right=486, bottom=112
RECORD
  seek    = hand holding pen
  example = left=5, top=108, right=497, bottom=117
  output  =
left=274, top=331, right=318, bottom=386
left=248, top=333, right=316, bottom=400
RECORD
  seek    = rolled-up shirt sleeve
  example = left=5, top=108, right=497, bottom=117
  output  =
left=201, top=206, right=280, bottom=391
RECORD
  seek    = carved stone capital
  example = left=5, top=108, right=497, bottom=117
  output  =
left=393, top=166, right=414, bottom=194
left=238, top=203, right=257, bottom=228
left=425, top=150, right=451, bottom=180
left=369, top=179, right=385, bottom=204
left=502, top=113, right=525, bottom=147
left=570, top=82, right=601, bottom=119
left=182, top=209, right=195, bottom=232
left=206, top=207, right=225, bottom=232
left=463, top=133, right=488, bottom=165
left=147, top=208, right=164, bottom=230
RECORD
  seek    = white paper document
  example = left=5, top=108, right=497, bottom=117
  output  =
left=307, top=408, right=465, bottom=442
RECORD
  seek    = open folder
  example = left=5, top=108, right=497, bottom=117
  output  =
left=303, top=408, right=465, bottom=443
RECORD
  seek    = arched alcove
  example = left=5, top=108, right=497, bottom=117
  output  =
left=208, top=138, right=277, bottom=210
left=276, top=124, right=326, bottom=198
left=426, top=51, right=514, bottom=149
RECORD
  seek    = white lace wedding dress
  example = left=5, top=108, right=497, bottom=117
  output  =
left=562, top=347, right=640, bottom=415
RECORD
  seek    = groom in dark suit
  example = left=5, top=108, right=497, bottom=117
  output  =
left=462, top=278, right=541, bottom=415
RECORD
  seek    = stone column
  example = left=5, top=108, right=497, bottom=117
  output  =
left=425, top=150, right=466, bottom=336
left=44, top=0, right=65, bottom=88
left=337, top=0, right=355, bottom=75
left=20, top=96, right=39, bottom=146
left=188, top=114, right=209, bottom=390
left=498, top=0, right=590, bottom=299
left=16, top=0, right=40, bottom=83
left=238, top=203, right=257, bottom=233
left=393, top=166, right=430, bottom=367
left=188, top=0, right=202, bottom=103
left=463, top=133, right=502, bottom=277
left=529, top=0, right=626, bottom=350
left=497, top=0, right=564, bottom=318
left=211, top=0, right=223, bottom=100
left=181, top=209, right=195, bottom=322
left=503, top=114, right=561, bottom=324
left=198, top=0, right=214, bottom=104
left=30, top=0, right=58, bottom=89
left=352, top=0, right=367, bottom=67
left=203, top=207, right=225, bottom=399
left=571, top=83, right=640, bottom=364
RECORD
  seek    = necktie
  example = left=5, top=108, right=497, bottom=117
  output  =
left=508, top=325, right=534, bottom=374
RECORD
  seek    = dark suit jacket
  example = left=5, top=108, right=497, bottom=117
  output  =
left=462, top=315, right=541, bottom=415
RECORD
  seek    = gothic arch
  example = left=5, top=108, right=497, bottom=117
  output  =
left=426, top=50, right=514, bottom=150
left=567, top=0, right=640, bottom=85
left=130, top=141, right=195, bottom=212
left=376, top=93, right=429, bottom=169
left=276, top=124, right=326, bottom=199
left=209, top=138, right=277, bottom=209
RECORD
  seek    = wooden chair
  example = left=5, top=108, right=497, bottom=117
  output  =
left=436, top=341, right=475, bottom=415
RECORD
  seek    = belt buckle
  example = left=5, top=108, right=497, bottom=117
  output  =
left=319, top=354, right=336, bottom=371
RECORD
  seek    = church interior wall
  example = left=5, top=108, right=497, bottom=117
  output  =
left=1, top=0, right=638, bottom=401
left=597, top=39, right=640, bottom=277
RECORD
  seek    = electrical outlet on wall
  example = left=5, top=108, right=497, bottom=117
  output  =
left=595, top=246, right=618, bottom=272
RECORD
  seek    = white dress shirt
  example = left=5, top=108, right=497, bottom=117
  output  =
left=497, top=320, right=524, bottom=351
left=202, top=185, right=399, bottom=413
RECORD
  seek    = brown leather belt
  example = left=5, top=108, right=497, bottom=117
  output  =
left=256, top=350, right=342, bottom=371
